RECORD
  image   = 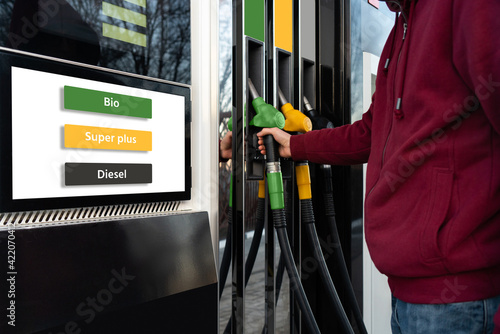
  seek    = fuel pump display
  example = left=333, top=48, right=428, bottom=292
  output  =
left=10, top=65, right=185, bottom=198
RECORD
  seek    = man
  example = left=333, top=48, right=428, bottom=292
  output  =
left=258, top=0, right=500, bottom=332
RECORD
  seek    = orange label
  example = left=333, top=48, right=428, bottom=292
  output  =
left=64, top=124, right=152, bottom=151
left=275, top=0, right=293, bottom=52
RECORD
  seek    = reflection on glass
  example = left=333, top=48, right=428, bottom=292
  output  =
left=218, top=1, right=232, bottom=333
left=0, top=0, right=190, bottom=84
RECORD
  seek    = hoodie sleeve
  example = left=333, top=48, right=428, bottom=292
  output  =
left=290, top=102, right=373, bottom=165
left=452, top=0, right=500, bottom=135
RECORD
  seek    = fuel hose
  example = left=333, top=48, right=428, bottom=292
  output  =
left=297, top=162, right=355, bottom=334
left=320, top=164, right=367, bottom=334
left=264, top=135, right=320, bottom=334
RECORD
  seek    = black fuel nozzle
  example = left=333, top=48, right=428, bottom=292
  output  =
left=303, top=95, right=334, bottom=130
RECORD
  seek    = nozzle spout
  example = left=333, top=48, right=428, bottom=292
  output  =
left=303, top=95, right=313, bottom=112
left=248, top=78, right=260, bottom=100
left=278, top=87, right=288, bottom=106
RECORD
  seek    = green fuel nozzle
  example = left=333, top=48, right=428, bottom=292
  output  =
left=278, top=88, right=312, bottom=133
left=303, top=95, right=334, bottom=130
left=248, top=79, right=285, bottom=129
left=245, top=78, right=285, bottom=210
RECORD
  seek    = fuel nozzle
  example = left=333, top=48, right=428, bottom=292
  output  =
left=248, top=79, right=285, bottom=129
left=303, top=95, right=333, bottom=130
left=245, top=78, right=284, bottom=209
left=278, top=88, right=312, bottom=133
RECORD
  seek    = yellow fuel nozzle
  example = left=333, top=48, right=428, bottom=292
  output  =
left=278, top=88, right=312, bottom=133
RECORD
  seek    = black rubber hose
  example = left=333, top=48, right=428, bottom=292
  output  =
left=302, top=199, right=355, bottom=334
left=274, top=209, right=321, bottom=334
left=321, top=166, right=367, bottom=334
left=326, top=214, right=367, bottom=334
left=320, top=165, right=335, bottom=217
left=275, top=252, right=286, bottom=303
left=219, top=208, right=232, bottom=299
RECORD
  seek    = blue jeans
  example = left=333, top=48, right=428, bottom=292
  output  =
left=391, top=295, right=500, bottom=334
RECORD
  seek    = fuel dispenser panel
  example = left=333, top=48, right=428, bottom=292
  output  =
left=0, top=49, right=191, bottom=213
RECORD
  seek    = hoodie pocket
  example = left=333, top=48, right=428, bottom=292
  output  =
left=419, top=168, right=454, bottom=263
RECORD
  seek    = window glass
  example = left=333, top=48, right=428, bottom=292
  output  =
left=0, top=0, right=190, bottom=84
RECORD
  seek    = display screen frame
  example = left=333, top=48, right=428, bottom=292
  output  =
left=0, top=47, right=191, bottom=213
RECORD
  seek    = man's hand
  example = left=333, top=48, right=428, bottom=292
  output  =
left=220, top=131, right=233, bottom=160
left=257, top=128, right=292, bottom=158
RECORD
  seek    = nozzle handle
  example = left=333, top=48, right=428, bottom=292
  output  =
left=264, top=135, right=280, bottom=163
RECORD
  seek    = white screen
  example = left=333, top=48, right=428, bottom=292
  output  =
left=11, top=67, right=186, bottom=200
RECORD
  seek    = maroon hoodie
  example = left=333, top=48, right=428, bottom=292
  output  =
left=291, top=0, right=500, bottom=305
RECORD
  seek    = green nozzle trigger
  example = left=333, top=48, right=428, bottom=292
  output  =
left=249, top=97, right=285, bottom=129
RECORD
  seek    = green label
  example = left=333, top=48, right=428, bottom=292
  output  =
left=64, top=86, right=152, bottom=119
left=245, top=0, right=265, bottom=42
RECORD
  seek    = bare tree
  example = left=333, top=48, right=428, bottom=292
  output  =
left=0, top=0, right=191, bottom=84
